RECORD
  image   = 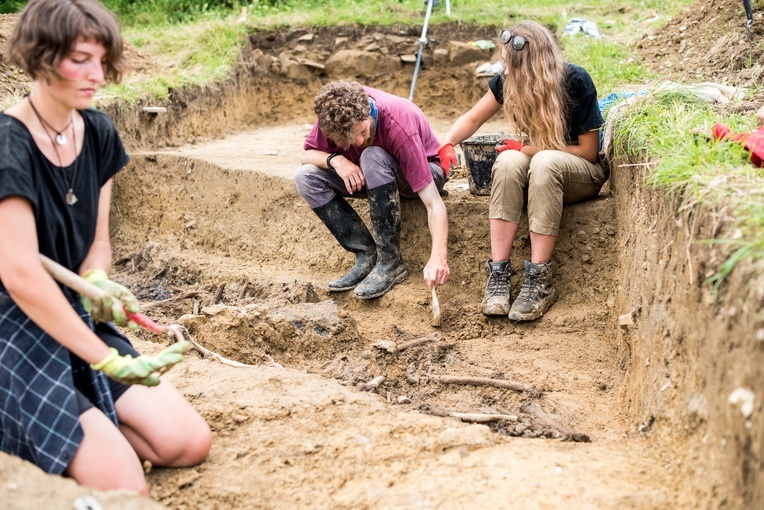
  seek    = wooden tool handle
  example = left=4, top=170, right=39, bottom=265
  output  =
left=39, top=254, right=114, bottom=302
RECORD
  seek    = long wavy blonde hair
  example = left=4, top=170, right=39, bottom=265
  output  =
left=500, top=21, right=569, bottom=151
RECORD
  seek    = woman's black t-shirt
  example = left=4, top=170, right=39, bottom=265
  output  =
left=488, top=63, right=603, bottom=144
left=0, top=108, right=129, bottom=279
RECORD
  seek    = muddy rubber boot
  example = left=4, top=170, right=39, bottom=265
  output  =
left=312, top=196, right=377, bottom=291
left=354, top=181, right=408, bottom=299
left=508, top=260, right=557, bottom=321
left=482, top=259, right=511, bottom=316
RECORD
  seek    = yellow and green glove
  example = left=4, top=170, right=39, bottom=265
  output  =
left=90, top=341, right=191, bottom=386
left=80, top=269, right=139, bottom=328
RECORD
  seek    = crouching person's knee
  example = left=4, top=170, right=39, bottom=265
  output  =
left=155, top=414, right=213, bottom=467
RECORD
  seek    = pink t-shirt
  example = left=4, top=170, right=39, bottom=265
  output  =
left=303, top=87, right=440, bottom=193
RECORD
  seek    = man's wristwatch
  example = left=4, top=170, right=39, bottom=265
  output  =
left=326, top=152, right=340, bottom=171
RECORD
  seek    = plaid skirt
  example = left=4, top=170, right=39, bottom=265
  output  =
left=0, top=289, right=118, bottom=475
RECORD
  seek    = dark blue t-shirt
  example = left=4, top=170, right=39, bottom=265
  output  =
left=0, top=108, right=128, bottom=279
left=488, top=63, right=603, bottom=144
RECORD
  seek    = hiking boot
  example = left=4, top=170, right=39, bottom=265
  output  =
left=508, top=260, right=557, bottom=321
left=312, top=196, right=377, bottom=291
left=482, top=259, right=511, bottom=316
left=355, top=181, right=408, bottom=299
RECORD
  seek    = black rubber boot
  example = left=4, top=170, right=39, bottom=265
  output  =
left=508, top=260, right=557, bottom=321
left=354, top=181, right=408, bottom=299
left=482, top=259, right=511, bottom=316
left=312, top=196, right=377, bottom=291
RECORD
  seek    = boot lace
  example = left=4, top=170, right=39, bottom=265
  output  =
left=517, top=271, right=539, bottom=302
left=485, top=269, right=509, bottom=299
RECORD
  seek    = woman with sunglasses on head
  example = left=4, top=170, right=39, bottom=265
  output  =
left=0, top=0, right=211, bottom=495
left=439, top=20, right=607, bottom=322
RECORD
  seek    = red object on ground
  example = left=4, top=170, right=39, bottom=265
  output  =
left=712, top=122, right=764, bottom=167
left=712, top=123, right=731, bottom=140
left=747, top=127, right=764, bottom=167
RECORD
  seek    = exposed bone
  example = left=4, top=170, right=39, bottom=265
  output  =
left=373, top=339, right=399, bottom=354
left=398, top=335, right=439, bottom=352
left=524, top=402, right=590, bottom=442
left=171, top=324, right=281, bottom=368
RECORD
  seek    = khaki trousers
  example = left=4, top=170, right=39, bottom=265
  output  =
left=489, top=149, right=607, bottom=236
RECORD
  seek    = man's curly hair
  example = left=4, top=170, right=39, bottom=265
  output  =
left=314, top=81, right=370, bottom=149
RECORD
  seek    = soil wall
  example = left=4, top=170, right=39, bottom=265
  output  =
left=611, top=162, right=764, bottom=508
left=102, top=23, right=499, bottom=152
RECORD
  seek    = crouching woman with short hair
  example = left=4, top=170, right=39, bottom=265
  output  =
left=0, top=0, right=211, bottom=495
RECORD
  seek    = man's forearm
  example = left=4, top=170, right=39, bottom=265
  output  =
left=300, top=149, right=332, bottom=168
left=428, top=204, right=449, bottom=261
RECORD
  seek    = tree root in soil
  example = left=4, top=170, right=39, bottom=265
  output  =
left=448, top=412, right=519, bottom=423
left=373, top=334, right=441, bottom=355
left=434, top=407, right=590, bottom=442
left=427, top=374, right=539, bottom=396
left=141, top=290, right=207, bottom=309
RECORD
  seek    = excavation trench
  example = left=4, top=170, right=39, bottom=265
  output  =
left=98, top=22, right=762, bottom=508
left=105, top=121, right=762, bottom=510
left=108, top=139, right=649, bottom=506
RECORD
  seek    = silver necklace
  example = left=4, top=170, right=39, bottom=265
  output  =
left=28, top=96, right=72, bottom=145
left=28, top=97, right=79, bottom=206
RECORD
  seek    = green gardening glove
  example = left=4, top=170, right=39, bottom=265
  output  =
left=90, top=341, right=191, bottom=386
left=81, top=269, right=139, bottom=328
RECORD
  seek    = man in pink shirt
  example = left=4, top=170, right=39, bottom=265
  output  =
left=295, top=81, right=450, bottom=299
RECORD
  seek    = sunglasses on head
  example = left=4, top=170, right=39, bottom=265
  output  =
left=500, top=30, right=528, bottom=51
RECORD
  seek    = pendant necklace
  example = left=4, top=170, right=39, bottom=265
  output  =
left=28, top=96, right=72, bottom=145
left=28, top=97, right=79, bottom=206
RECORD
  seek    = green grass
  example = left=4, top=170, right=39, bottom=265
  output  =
left=610, top=89, right=764, bottom=294
left=562, top=37, right=652, bottom=97
left=95, top=0, right=687, bottom=105
left=103, top=17, right=248, bottom=103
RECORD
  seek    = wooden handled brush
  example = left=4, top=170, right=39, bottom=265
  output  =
left=431, top=286, right=441, bottom=327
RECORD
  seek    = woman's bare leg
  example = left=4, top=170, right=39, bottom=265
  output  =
left=65, top=407, right=148, bottom=496
left=116, top=379, right=212, bottom=467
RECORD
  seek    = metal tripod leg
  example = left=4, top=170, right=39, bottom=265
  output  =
left=408, top=0, right=435, bottom=102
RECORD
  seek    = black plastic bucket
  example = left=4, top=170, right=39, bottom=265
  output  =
left=460, top=134, right=501, bottom=196
left=460, top=133, right=523, bottom=195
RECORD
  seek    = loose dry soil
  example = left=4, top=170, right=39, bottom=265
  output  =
left=1, top=1, right=764, bottom=509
